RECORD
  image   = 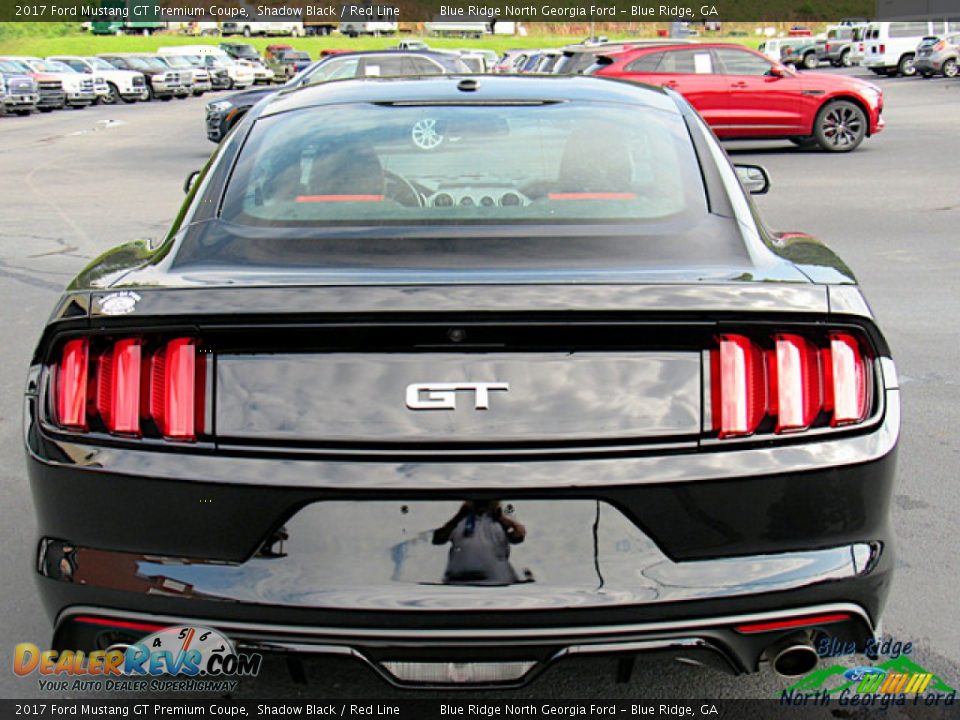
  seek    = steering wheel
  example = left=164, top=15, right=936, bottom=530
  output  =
left=384, top=170, right=423, bottom=208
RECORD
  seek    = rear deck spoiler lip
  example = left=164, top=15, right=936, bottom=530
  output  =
left=68, top=283, right=832, bottom=321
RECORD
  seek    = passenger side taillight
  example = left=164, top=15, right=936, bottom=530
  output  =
left=711, top=332, right=870, bottom=439
left=51, top=336, right=203, bottom=442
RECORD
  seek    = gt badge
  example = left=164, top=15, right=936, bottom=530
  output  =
left=406, top=382, right=509, bottom=411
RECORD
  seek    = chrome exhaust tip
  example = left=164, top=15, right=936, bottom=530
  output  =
left=766, top=636, right=820, bottom=678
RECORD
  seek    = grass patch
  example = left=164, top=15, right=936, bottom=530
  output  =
left=0, top=28, right=762, bottom=58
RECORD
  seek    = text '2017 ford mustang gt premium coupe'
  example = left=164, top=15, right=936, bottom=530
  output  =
left=25, top=75, right=898, bottom=689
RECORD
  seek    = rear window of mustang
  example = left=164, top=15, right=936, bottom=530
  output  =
left=219, top=101, right=706, bottom=227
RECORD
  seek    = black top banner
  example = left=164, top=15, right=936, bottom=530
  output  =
left=5, top=0, right=960, bottom=24
left=1, top=699, right=959, bottom=719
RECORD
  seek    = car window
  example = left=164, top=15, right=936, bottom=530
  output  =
left=309, top=57, right=360, bottom=82
left=406, top=56, right=444, bottom=75
left=87, top=58, right=114, bottom=71
left=625, top=51, right=664, bottom=72
left=361, top=57, right=406, bottom=76
left=34, top=60, right=73, bottom=72
left=714, top=48, right=773, bottom=75
left=657, top=49, right=713, bottom=74
left=460, top=56, right=484, bottom=73
left=220, top=101, right=705, bottom=228
left=889, top=22, right=929, bottom=38
left=61, top=59, right=88, bottom=72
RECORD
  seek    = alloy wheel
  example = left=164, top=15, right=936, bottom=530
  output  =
left=819, top=103, right=865, bottom=150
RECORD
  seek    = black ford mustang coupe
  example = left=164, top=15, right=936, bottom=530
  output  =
left=25, top=75, right=898, bottom=688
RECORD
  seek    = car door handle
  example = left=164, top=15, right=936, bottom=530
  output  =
left=731, top=81, right=749, bottom=89
left=662, top=80, right=679, bottom=88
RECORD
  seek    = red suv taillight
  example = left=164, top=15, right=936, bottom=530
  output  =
left=53, top=336, right=203, bottom=442
left=710, top=332, right=870, bottom=439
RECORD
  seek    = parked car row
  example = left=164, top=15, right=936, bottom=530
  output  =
left=0, top=45, right=265, bottom=117
left=766, top=20, right=960, bottom=78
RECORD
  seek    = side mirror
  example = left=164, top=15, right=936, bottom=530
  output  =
left=767, top=64, right=787, bottom=77
left=735, top=164, right=771, bottom=195
left=183, top=170, right=200, bottom=195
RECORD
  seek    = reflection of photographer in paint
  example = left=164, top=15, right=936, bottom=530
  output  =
left=433, top=500, right=530, bottom=585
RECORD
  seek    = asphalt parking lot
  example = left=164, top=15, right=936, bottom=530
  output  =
left=1, top=68, right=958, bottom=704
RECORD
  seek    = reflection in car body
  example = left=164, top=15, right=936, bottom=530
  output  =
left=27, top=75, right=897, bottom=689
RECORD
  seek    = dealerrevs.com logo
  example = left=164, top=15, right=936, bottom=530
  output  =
left=13, top=625, right=262, bottom=692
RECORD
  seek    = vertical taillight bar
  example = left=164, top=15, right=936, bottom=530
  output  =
left=774, top=334, right=822, bottom=433
left=151, top=338, right=196, bottom=441
left=97, top=339, right=142, bottom=435
left=830, top=333, right=868, bottom=426
left=55, top=338, right=89, bottom=431
left=714, top=334, right=766, bottom=438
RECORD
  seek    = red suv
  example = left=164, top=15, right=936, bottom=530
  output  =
left=590, top=43, right=884, bottom=152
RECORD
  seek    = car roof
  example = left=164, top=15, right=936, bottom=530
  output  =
left=604, top=42, right=757, bottom=57
left=320, top=49, right=460, bottom=59
left=261, top=74, right=679, bottom=118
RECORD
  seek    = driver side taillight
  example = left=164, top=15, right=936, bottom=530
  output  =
left=53, top=336, right=203, bottom=441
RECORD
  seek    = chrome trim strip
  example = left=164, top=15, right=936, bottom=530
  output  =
left=58, top=602, right=873, bottom=643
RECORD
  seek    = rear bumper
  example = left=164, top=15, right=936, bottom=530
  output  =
left=51, top=603, right=876, bottom=687
left=26, top=381, right=899, bottom=682
left=912, top=58, right=942, bottom=73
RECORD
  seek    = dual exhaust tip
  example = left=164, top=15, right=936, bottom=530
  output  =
left=766, top=635, right=820, bottom=678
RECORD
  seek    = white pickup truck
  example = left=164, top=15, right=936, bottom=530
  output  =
left=222, top=22, right=305, bottom=37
